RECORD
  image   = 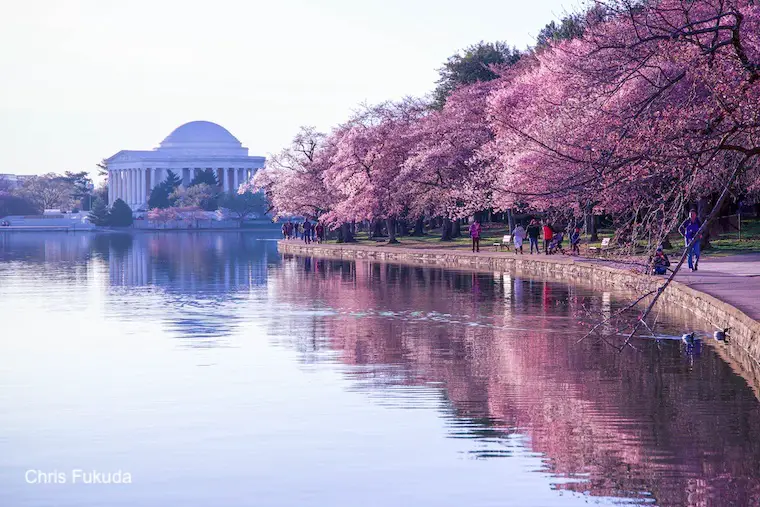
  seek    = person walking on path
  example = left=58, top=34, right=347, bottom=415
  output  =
left=303, top=219, right=313, bottom=244
left=570, top=227, right=581, bottom=256
left=678, top=209, right=702, bottom=271
left=513, top=223, right=526, bottom=254
left=527, top=219, right=541, bottom=254
left=542, top=222, right=554, bottom=255
left=469, top=220, right=482, bottom=253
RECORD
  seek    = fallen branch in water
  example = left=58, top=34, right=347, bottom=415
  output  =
left=576, top=288, right=658, bottom=345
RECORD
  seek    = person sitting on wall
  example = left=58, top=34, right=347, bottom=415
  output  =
left=651, top=246, right=671, bottom=275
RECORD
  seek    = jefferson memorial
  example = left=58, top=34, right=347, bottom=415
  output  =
left=106, top=121, right=265, bottom=209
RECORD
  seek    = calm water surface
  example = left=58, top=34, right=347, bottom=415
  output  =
left=1, top=232, right=760, bottom=507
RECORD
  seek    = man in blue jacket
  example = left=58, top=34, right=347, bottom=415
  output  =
left=678, top=209, right=702, bottom=271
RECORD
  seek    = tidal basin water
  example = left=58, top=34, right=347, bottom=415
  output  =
left=1, top=232, right=760, bottom=507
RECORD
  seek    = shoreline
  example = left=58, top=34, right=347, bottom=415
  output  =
left=278, top=240, right=760, bottom=394
left=0, top=226, right=279, bottom=233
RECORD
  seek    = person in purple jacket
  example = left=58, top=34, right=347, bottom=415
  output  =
left=469, top=220, right=482, bottom=253
left=678, top=209, right=702, bottom=271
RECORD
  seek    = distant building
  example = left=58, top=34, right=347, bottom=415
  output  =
left=0, top=173, right=34, bottom=189
left=105, top=121, right=265, bottom=210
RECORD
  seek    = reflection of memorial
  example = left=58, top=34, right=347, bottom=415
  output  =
left=2, top=231, right=280, bottom=343
left=102, top=232, right=280, bottom=343
left=271, top=256, right=760, bottom=506
left=0, top=232, right=95, bottom=264
left=107, top=233, right=272, bottom=290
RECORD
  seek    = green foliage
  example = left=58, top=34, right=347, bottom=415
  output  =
left=189, top=169, right=219, bottom=187
left=62, top=171, right=92, bottom=200
left=92, top=183, right=108, bottom=205
left=535, top=15, right=586, bottom=49
left=148, top=171, right=184, bottom=209
left=170, top=183, right=219, bottom=211
left=17, top=173, right=76, bottom=210
left=164, top=170, right=182, bottom=191
left=87, top=197, right=110, bottom=226
left=535, top=5, right=610, bottom=50
left=218, top=191, right=269, bottom=221
left=433, top=41, right=521, bottom=108
left=96, top=159, right=108, bottom=178
left=0, top=192, right=39, bottom=216
left=109, top=199, right=133, bottom=227
left=148, top=184, right=172, bottom=209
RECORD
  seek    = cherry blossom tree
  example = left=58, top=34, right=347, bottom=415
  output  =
left=321, top=99, right=428, bottom=243
left=402, top=81, right=497, bottom=239
left=487, top=0, right=760, bottom=248
left=147, top=207, right=178, bottom=228
left=244, top=127, right=337, bottom=219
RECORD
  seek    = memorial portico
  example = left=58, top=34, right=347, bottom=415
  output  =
left=105, top=121, right=265, bottom=210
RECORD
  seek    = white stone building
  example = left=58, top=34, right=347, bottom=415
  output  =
left=0, top=173, right=34, bottom=189
left=105, top=121, right=265, bottom=210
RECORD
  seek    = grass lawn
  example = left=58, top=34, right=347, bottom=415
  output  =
left=316, top=218, right=760, bottom=258
left=702, top=219, right=760, bottom=256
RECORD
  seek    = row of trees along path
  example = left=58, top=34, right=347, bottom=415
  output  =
left=255, top=0, right=760, bottom=347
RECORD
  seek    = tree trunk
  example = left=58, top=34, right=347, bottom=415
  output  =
left=440, top=217, right=453, bottom=241
left=412, top=216, right=425, bottom=236
left=337, top=222, right=355, bottom=243
left=507, top=208, right=516, bottom=232
left=585, top=205, right=598, bottom=241
left=452, top=218, right=462, bottom=238
left=386, top=217, right=399, bottom=243
left=372, top=218, right=384, bottom=238
left=697, top=196, right=716, bottom=250
left=399, top=219, right=409, bottom=237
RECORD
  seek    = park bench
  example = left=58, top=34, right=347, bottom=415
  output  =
left=494, top=235, right=512, bottom=251
left=588, top=237, right=611, bottom=256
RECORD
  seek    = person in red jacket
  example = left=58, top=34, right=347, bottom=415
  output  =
left=315, top=223, right=325, bottom=243
left=542, top=222, right=554, bottom=255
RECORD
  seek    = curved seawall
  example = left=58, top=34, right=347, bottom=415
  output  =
left=278, top=240, right=760, bottom=394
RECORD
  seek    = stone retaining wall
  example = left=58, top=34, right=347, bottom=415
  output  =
left=278, top=241, right=760, bottom=392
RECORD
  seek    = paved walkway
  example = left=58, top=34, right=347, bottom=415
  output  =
left=671, top=253, right=760, bottom=321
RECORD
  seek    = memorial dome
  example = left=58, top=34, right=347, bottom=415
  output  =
left=159, top=121, right=242, bottom=149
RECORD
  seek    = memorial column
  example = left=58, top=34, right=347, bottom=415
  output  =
left=139, top=168, right=146, bottom=208
left=130, top=169, right=136, bottom=206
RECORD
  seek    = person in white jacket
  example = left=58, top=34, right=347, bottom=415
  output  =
left=513, top=223, right=526, bottom=254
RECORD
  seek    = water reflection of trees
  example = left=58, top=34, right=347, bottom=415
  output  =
left=271, top=255, right=760, bottom=506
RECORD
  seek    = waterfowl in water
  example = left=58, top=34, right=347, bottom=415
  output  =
left=713, top=328, right=730, bottom=342
left=681, top=332, right=697, bottom=345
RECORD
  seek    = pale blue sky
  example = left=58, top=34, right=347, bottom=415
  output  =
left=1, top=0, right=578, bottom=179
